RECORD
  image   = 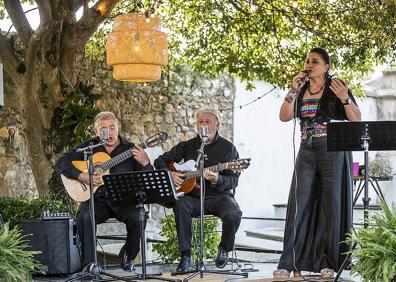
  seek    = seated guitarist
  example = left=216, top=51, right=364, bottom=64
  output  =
left=154, top=107, right=242, bottom=272
left=54, top=111, right=153, bottom=271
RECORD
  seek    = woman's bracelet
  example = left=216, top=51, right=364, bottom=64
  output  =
left=285, top=88, right=297, bottom=103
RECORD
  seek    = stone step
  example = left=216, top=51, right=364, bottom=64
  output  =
left=274, top=203, right=383, bottom=225
left=245, top=230, right=283, bottom=242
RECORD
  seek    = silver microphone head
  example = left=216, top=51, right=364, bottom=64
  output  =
left=101, top=128, right=110, bottom=141
left=199, top=125, right=209, bottom=141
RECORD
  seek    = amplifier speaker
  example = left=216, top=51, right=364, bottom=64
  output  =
left=20, top=218, right=82, bottom=274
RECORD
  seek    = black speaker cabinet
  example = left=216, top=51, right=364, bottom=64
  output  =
left=20, top=218, right=82, bottom=274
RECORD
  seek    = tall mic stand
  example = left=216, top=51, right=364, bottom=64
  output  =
left=68, top=140, right=131, bottom=282
left=182, top=137, right=248, bottom=282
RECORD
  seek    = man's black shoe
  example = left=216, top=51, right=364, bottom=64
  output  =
left=119, top=245, right=135, bottom=272
left=215, top=248, right=228, bottom=268
left=176, top=255, right=193, bottom=272
left=121, top=259, right=135, bottom=272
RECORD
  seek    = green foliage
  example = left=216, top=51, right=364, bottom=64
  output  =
left=47, top=81, right=102, bottom=210
left=152, top=213, right=221, bottom=263
left=86, top=0, right=396, bottom=95
left=347, top=200, right=396, bottom=281
left=49, top=81, right=102, bottom=154
left=0, top=223, right=41, bottom=281
left=0, top=196, right=63, bottom=229
left=158, top=0, right=396, bottom=94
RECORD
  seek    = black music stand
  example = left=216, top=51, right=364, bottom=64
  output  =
left=327, top=121, right=396, bottom=281
left=103, top=169, right=181, bottom=282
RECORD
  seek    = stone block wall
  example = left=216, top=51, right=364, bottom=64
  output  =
left=0, top=60, right=235, bottom=198
left=78, top=62, right=235, bottom=152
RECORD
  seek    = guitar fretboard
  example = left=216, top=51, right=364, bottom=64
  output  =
left=96, top=141, right=148, bottom=172
left=185, top=163, right=229, bottom=180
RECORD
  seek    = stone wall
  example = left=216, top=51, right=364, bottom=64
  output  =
left=0, top=60, right=235, bottom=198
left=78, top=61, right=235, bottom=151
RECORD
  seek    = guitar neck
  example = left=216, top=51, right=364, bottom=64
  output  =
left=97, top=141, right=147, bottom=172
left=185, top=163, right=229, bottom=180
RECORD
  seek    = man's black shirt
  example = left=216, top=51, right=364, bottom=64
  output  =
left=154, top=134, right=240, bottom=197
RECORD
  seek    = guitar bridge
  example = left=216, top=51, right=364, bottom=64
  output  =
left=81, top=182, right=87, bottom=191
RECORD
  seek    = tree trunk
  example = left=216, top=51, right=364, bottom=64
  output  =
left=0, top=0, right=119, bottom=197
left=20, top=72, right=55, bottom=197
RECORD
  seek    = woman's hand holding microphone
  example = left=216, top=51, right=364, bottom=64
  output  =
left=285, top=70, right=310, bottom=103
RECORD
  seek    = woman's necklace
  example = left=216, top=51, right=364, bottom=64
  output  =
left=308, top=83, right=325, bottom=95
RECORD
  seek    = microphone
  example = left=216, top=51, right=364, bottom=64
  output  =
left=101, top=128, right=110, bottom=141
left=199, top=125, right=209, bottom=141
left=299, top=69, right=311, bottom=82
left=295, top=69, right=311, bottom=92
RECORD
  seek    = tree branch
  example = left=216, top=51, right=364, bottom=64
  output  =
left=3, top=0, right=33, bottom=45
left=0, top=33, right=23, bottom=83
left=35, top=0, right=53, bottom=28
left=75, top=0, right=119, bottom=44
left=72, top=0, right=85, bottom=12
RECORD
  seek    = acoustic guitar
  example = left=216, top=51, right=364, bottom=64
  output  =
left=62, top=132, right=168, bottom=202
left=168, top=158, right=251, bottom=195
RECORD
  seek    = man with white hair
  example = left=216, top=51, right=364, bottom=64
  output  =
left=154, top=107, right=242, bottom=272
left=54, top=111, right=153, bottom=272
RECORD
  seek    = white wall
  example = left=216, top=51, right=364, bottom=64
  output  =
left=233, top=80, right=299, bottom=218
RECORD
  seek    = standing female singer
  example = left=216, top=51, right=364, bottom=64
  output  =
left=274, top=48, right=361, bottom=278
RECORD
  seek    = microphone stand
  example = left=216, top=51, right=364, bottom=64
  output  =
left=182, top=135, right=248, bottom=281
left=183, top=137, right=207, bottom=280
left=68, top=140, right=131, bottom=282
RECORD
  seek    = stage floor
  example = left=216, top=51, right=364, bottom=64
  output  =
left=33, top=262, right=359, bottom=282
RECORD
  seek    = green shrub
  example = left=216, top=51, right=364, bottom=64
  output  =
left=153, top=213, right=221, bottom=263
left=0, top=196, right=64, bottom=229
left=347, top=200, right=396, bottom=281
left=0, top=223, right=41, bottom=281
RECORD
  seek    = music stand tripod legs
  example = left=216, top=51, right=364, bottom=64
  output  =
left=103, top=169, right=182, bottom=282
left=130, top=193, right=181, bottom=282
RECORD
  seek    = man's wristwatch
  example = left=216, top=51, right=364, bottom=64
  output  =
left=342, top=97, right=352, bottom=105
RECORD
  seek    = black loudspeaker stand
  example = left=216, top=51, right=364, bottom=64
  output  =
left=327, top=121, right=396, bottom=282
left=20, top=218, right=82, bottom=275
left=103, top=169, right=181, bottom=282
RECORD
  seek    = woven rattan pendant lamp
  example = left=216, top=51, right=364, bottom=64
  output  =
left=106, top=13, right=168, bottom=82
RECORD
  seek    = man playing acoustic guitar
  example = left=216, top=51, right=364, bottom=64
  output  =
left=54, top=111, right=154, bottom=271
left=154, top=107, right=243, bottom=272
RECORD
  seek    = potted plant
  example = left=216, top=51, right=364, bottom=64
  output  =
left=368, top=153, right=392, bottom=179
left=152, top=213, right=221, bottom=263
left=347, top=200, right=396, bottom=281
left=0, top=222, right=41, bottom=281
